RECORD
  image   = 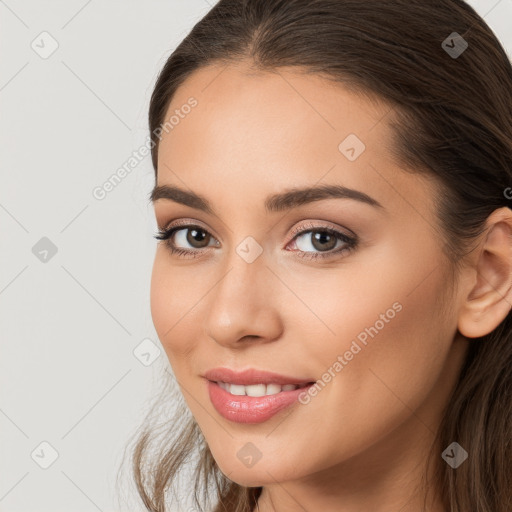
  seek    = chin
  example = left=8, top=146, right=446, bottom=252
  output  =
left=213, top=454, right=302, bottom=487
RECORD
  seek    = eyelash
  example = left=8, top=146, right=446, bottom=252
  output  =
left=153, top=220, right=358, bottom=261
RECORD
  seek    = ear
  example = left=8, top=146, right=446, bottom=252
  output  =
left=457, top=207, right=512, bottom=339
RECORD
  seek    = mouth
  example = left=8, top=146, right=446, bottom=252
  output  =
left=203, top=367, right=317, bottom=423
left=210, top=380, right=314, bottom=397
left=203, top=367, right=315, bottom=388
left=205, top=373, right=317, bottom=424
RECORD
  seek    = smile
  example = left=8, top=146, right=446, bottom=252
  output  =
left=215, top=381, right=310, bottom=396
left=206, top=379, right=315, bottom=424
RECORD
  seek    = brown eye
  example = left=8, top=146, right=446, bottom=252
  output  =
left=184, top=227, right=211, bottom=248
left=310, top=230, right=338, bottom=251
left=294, top=229, right=342, bottom=253
left=287, top=223, right=358, bottom=261
left=154, top=224, right=218, bottom=255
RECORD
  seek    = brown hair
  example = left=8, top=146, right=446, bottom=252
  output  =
left=125, top=1, right=512, bottom=510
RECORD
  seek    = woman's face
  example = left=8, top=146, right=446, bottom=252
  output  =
left=150, top=61, right=469, bottom=489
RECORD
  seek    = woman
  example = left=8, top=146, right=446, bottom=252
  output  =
left=128, top=1, right=512, bottom=510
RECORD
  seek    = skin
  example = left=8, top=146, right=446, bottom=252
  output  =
left=150, top=60, right=512, bottom=512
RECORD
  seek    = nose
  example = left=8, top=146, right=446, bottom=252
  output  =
left=203, top=248, right=284, bottom=348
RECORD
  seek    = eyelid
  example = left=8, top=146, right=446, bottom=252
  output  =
left=287, top=220, right=355, bottom=244
left=160, top=218, right=221, bottom=241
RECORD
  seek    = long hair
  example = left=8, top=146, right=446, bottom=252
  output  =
left=126, top=1, right=512, bottom=510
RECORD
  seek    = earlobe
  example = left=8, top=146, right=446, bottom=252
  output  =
left=457, top=207, right=512, bottom=339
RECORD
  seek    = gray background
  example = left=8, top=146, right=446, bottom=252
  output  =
left=1, top=1, right=511, bottom=511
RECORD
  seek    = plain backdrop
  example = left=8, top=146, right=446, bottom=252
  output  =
left=1, top=1, right=511, bottom=511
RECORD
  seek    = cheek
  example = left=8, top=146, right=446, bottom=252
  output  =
left=275, top=255, right=444, bottom=370
left=282, top=246, right=453, bottom=432
left=292, top=236, right=452, bottom=366
left=149, top=252, right=201, bottom=364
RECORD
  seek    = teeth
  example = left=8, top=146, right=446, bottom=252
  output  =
left=217, top=381, right=301, bottom=396
left=245, top=384, right=267, bottom=397
left=265, top=383, right=282, bottom=395
left=229, top=384, right=246, bottom=396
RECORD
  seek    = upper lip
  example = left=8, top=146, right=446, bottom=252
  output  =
left=203, top=367, right=315, bottom=386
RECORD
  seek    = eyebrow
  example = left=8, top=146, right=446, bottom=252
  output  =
left=149, top=183, right=384, bottom=214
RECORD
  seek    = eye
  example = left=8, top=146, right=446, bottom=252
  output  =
left=172, top=226, right=214, bottom=249
left=287, top=222, right=358, bottom=261
left=154, top=223, right=219, bottom=258
left=154, top=220, right=358, bottom=261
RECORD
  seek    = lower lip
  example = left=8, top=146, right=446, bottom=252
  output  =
left=207, top=380, right=313, bottom=424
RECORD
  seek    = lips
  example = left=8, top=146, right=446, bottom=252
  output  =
left=203, top=367, right=315, bottom=386
left=203, top=367, right=316, bottom=423
left=206, top=380, right=315, bottom=423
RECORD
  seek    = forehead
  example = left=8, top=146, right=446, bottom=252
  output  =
left=162, top=61, right=394, bottom=161
left=156, top=61, right=438, bottom=219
